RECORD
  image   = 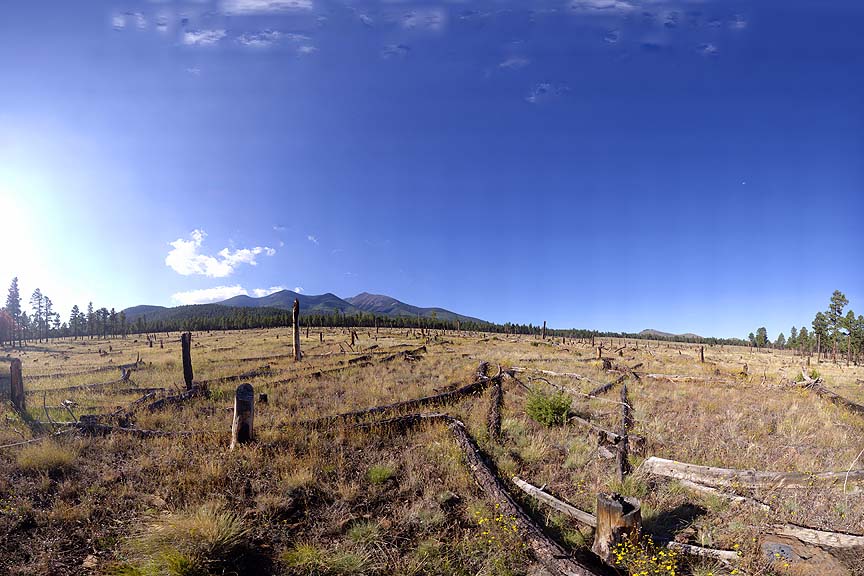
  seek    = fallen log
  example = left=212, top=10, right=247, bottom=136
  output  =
left=196, top=366, right=274, bottom=387
left=587, top=364, right=642, bottom=397
left=512, top=476, right=597, bottom=527
left=510, top=367, right=599, bottom=384
left=380, top=345, right=427, bottom=363
left=512, top=476, right=742, bottom=564
left=766, top=524, right=864, bottom=549
left=676, top=479, right=770, bottom=511
left=488, top=379, right=503, bottom=442
left=299, top=363, right=501, bottom=428
left=27, top=377, right=125, bottom=395
left=799, top=370, right=864, bottom=416
left=568, top=415, right=645, bottom=454
left=641, top=456, right=864, bottom=489
left=146, top=385, right=209, bottom=412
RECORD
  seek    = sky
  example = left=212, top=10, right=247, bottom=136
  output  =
left=0, top=0, right=862, bottom=339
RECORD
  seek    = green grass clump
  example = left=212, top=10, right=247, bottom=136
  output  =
left=366, top=464, right=394, bottom=484
left=281, top=544, right=371, bottom=575
left=525, top=391, right=571, bottom=427
left=16, top=441, right=76, bottom=473
left=123, top=502, right=250, bottom=575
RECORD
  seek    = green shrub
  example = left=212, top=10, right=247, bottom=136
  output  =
left=525, top=391, right=571, bottom=427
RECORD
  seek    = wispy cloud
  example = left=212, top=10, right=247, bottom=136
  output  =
left=499, top=57, right=530, bottom=70
left=273, top=224, right=287, bottom=232
left=401, top=8, right=446, bottom=32
left=222, top=0, right=313, bottom=15
left=297, top=45, right=318, bottom=55
left=330, top=248, right=344, bottom=255
left=698, top=43, right=718, bottom=56
left=172, top=285, right=248, bottom=305
left=112, top=14, right=126, bottom=31
left=525, top=82, right=570, bottom=104
left=382, top=44, right=410, bottom=59
left=307, top=235, right=319, bottom=245
left=252, top=285, right=286, bottom=297
left=570, top=0, right=636, bottom=13
left=358, top=14, right=374, bottom=27
left=238, top=30, right=283, bottom=47
left=729, top=15, right=748, bottom=30
left=165, top=229, right=276, bottom=277
left=183, top=29, right=227, bottom=46
left=294, top=286, right=304, bottom=293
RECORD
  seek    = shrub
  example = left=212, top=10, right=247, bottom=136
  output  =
left=525, top=391, right=571, bottom=427
left=16, top=441, right=76, bottom=473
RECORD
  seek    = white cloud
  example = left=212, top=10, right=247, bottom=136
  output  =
left=297, top=45, right=318, bottom=55
left=238, top=30, right=283, bottom=47
left=222, top=0, right=313, bottom=14
left=165, top=229, right=276, bottom=277
left=525, top=82, right=570, bottom=104
left=499, top=57, right=530, bottom=70
left=183, top=29, right=227, bottom=46
left=729, top=15, right=748, bottom=30
left=307, top=235, right=319, bottom=245
left=172, top=285, right=248, bottom=305
left=358, top=14, right=374, bottom=27
left=294, top=286, right=304, bottom=293
left=252, top=285, right=286, bottom=297
left=699, top=43, right=718, bottom=56
left=381, top=44, right=410, bottom=59
left=112, top=14, right=126, bottom=30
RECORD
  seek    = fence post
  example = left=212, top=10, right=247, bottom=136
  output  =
left=181, top=332, right=193, bottom=390
left=10, top=359, right=24, bottom=412
left=230, top=383, right=254, bottom=450
left=293, top=299, right=301, bottom=361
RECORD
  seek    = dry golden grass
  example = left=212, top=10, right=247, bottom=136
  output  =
left=1, top=328, right=863, bottom=575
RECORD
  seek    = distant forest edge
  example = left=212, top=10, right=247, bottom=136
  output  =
left=2, top=280, right=862, bottom=359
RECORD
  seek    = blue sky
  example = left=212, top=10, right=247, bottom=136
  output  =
left=0, top=0, right=861, bottom=338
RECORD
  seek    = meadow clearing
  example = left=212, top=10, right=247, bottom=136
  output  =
left=1, top=328, right=863, bottom=576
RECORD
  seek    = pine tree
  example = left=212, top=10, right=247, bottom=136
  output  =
left=87, top=302, right=95, bottom=339
left=4, top=277, right=21, bottom=347
left=30, top=289, right=44, bottom=343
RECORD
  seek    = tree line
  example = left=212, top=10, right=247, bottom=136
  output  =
left=747, top=290, right=863, bottom=363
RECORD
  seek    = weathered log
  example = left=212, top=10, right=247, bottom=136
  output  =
left=665, top=541, right=739, bottom=562
left=591, top=493, right=641, bottom=566
left=587, top=364, right=642, bottom=397
left=292, top=299, right=301, bottom=362
left=448, top=418, right=603, bottom=576
left=10, top=358, right=24, bottom=412
left=677, top=479, right=770, bottom=511
left=568, top=415, right=645, bottom=454
left=230, top=383, right=254, bottom=450
left=488, top=379, right=502, bottom=442
left=146, top=385, right=209, bottom=412
left=299, top=362, right=500, bottom=428
left=766, top=523, right=864, bottom=549
left=641, top=456, right=864, bottom=489
left=512, top=476, right=597, bottom=527
left=799, top=370, right=864, bottom=416
left=380, top=345, right=427, bottom=363
left=181, top=332, right=193, bottom=390
left=616, top=383, right=632, bottom=481
left=197, top=366, right=273, bottom=387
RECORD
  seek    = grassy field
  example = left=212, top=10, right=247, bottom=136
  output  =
left=1, top=328, right=863, bottom=576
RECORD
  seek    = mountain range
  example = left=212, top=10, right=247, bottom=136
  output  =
left=122, top=291, right=486, bottom=324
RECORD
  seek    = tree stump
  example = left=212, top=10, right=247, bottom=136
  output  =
left=542, top=321, right=546, bottom=340
left=10, top=358, right=24, bottom=412
left=258, top=392, right=268, bottom=404
left=700, top=346, right=704, bottom=363
left=181, top=332, right=194, bottom=390
left=292, top=299, right=301, bottom=362
left=319, top=332, right=323, bottom=343
left=591, top=493, right=642, bottom=566
left=230, top=383, right=254, bottom=450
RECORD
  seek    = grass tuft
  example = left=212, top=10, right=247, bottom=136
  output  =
left=16, top=441, right=77, bottom=473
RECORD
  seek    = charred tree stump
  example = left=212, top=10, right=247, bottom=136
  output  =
left=10, top=358, right=24, bottom=412
left=350, top=330, right=355, bottom=347
left=292, top=299, right=301, bottom=362
left=542, top=321, right=547, bottom=340
left=591, top=493, right=642, bottom=566
left=230, top=383, right=254, bottom=450
left=700, top=346, right=704, bottom=363
left=597, top=346, right=603, bottom=359
left=320, top=332, right=323, bottom=343
left=181, top=332, right=194, bottom=390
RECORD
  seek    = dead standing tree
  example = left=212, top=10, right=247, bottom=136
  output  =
left=10, top=358, right=24, bottom=412
left=292, top=299, right=301, bottom=362
left=230, top=383, right=254, bottom=450
left=181, top=332, right=193, bottom=390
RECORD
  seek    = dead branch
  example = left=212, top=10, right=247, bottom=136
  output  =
left=766, top=523, right=864, bottom=549
left=146, top=385, right=209, bottom=412
left=676, top=479, right=770, bottom=511
left=568, top=415, right=645, bottom=454
left=587, top=364, right=643, bottom=397
left=512, top=476, right=597, bottom=527
left=798, top=369, right=864, bottom=416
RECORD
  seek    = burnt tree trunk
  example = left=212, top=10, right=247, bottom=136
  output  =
left=542, top=321, right=546, bottom=340
left=10, top=358, right=24, bottom=412
left=591, top=493, right=642, bottom=566
left=181, top=332, right=193, bottom=390
left=699, top=346, right=704, bottom=363
left=230, top=383, right=254, bottom=450
left=293, top=299, right=301, bottom=362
